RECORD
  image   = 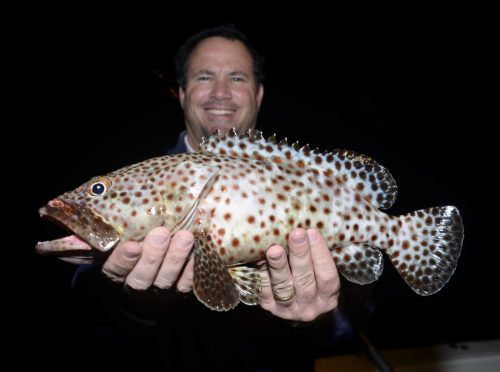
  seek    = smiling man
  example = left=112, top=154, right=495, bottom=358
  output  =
left=179, top=36, right=264, bottom=149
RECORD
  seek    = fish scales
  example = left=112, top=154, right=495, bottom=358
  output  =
left=37, top=129, right=463, bottom=311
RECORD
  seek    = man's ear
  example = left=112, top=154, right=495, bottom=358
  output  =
left=256, top=84, right=264, bottom=110
left=178, top=87, right=185, bottom=109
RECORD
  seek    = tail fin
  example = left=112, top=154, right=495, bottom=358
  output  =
left=386, top=206, right=463, bottom=295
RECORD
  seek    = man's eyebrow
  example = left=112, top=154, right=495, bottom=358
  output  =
left=192, top=69, right=215, bottom=76
left=190, top=69, right=251, bottom=78
left=229, top=71, right=250, bottom=78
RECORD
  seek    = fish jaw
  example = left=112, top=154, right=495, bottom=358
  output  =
left=35, top=235, right=98, bottom=264
left=38, top=198, right=120, bottom=253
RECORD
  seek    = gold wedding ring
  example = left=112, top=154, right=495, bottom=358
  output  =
left=273, top=287, right=295, bottom=302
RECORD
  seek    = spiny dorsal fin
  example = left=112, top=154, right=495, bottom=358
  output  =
left=199, top=128, right=398, bottom=209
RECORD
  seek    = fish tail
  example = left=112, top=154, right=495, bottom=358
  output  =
left=386, top=206, right=463, bottom=295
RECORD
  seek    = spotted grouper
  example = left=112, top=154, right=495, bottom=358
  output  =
left=36, top=129, right=463, bottom=311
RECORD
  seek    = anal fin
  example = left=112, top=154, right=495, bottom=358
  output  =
left=229, top=266, right=261, bottom=306
left=332, top=244, right=384, bottom=285
left=193, top=238, right=240, bottom=311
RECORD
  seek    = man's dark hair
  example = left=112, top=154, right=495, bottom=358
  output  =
left=175, top=24, right=264, bottom=89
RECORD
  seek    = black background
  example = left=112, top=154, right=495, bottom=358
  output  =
left=14, top=10, right=496, bottom=369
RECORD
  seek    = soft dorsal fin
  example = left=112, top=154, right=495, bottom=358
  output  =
left=200, top=128, right=398, bottom=209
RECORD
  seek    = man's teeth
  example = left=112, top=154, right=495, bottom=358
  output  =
left=207, top=109, right=233, bottom=115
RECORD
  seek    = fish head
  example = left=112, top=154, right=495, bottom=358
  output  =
left=37, top=155, right=221, bottom=262
left=37, top=169, right=167, bottom=260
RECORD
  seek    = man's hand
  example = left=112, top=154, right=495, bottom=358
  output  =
left=260, top=228, right=340, bottom=322
left=101, top=226, right=339, bottom=323
left=102, top=227, right=195, bottom=293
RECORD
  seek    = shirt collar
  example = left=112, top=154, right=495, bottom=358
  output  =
left=184, top=133, right=196, bottom=153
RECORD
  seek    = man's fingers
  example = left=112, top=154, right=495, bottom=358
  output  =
left=307, top=229, right=340, bottom=301
left=176, top=256, right=195, bottom=292
left=265, top=245, right=295, bottom=305
left=102, top=241, right=142, bottom=282
left=288, top=228, right=316, bottom=303
left=154, top=231, right=194, bottom=289
left=125, top=227, right=171, bottom=290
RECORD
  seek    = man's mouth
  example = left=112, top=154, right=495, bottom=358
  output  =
left=205, top=108, right=236, bottom=115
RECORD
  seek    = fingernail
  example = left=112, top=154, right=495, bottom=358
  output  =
left=178, top=237, right=194, bottom=248
left=125, top=245, right=140, bottom=259
left=291, top=231, right=307, bottom=244
left=307, top=229, right=320, bottom=243
left=151, top=234, right=168, bottom=245
left=269, top=252, right=283, bottom=261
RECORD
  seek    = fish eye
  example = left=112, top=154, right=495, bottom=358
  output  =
left=91, top=182, right=106, bottom=195
left=86, top=176, right=112, bottom=196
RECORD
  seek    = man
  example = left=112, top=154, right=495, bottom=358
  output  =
left=73, top=25, right=369, bottom=371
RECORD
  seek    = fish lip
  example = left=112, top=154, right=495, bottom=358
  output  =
left=35, top=235, right=93, bottom=259
left=39, top=198, right=120, bottom=253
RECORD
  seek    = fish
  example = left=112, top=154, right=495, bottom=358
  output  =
left=36, top=129, right=464, bottom=311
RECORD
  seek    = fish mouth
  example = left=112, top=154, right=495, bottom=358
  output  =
left=36, top=198, right=120, bottom=261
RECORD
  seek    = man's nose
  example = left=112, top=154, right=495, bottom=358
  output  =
left=210, top=80, right=231, bottom=100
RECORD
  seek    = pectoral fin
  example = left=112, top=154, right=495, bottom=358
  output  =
left=163, top=161, right=220, bottom=233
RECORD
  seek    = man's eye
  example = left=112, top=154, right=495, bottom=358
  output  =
left=231, top=76, right=245, bottom=82
left=197, top=76, right=211, bottom=81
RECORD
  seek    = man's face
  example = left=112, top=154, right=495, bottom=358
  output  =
left=179, top=37, right=264, bottom=149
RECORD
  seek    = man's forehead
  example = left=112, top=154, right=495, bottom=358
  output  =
left=188, top=37, right=254, bottom=73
